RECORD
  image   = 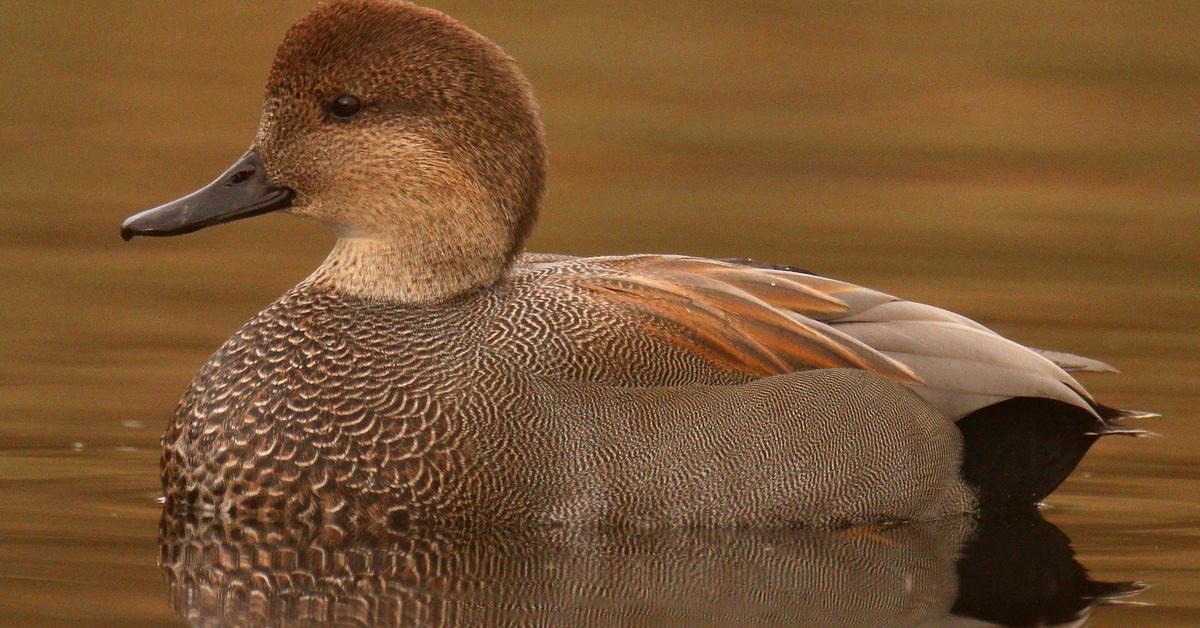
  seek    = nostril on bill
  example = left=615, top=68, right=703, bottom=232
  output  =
left=228, top=168, right=254, bottom=186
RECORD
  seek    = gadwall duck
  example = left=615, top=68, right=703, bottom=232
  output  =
left=121, top=0, right=1149, bottom=527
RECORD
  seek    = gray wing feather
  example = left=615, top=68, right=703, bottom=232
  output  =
left=815, top=294, right=1099, bottom=420
left=1029, top=348, right=1120, bottom=374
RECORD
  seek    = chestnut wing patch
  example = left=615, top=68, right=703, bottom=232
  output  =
left=571, top=255, right=922, bottom=383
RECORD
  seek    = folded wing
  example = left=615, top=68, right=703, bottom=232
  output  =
left=559, top=254, right=1102, bottom=421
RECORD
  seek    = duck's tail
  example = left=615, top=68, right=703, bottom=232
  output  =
left=1097, top=403, right=1162, bottom=423
left=957, top=397, right=1155, bottom=507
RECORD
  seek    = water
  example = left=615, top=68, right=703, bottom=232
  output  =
left=1, top=2, right=1197, bottom=625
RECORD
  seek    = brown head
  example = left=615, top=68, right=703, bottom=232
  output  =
left=122, top=0, right=546, bottom=302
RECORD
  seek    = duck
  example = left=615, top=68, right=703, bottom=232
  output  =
left=121, top=0, right=1149, bottom=528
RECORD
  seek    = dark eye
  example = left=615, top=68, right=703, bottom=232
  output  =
left=328, top=94, right=362, bottom=119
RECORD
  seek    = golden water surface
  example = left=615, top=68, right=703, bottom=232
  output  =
left=1, top=2, right=1197, bottom=625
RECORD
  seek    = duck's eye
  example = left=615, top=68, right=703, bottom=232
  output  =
left=328, top=94, right=362, bottom=119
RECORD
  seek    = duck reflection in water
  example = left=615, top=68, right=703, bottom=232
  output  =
left=160, top=509, right=1143, bottom=627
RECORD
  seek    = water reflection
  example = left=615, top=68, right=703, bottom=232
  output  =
left=160, top=509, right=1142, bottom=627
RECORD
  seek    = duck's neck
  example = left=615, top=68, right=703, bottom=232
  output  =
left=306, top=235, right=511, bottom=304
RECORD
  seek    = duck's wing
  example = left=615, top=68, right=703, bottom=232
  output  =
left=1027, top=348, right=1119, bottom=374
left=551, top=254, right=1102, bottom=421
left=555, top=254, right=922, bottom=385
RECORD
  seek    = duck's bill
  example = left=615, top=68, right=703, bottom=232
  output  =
left=120, top=149, right=295, bottom=240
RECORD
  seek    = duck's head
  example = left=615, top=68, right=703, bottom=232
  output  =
left=122, top=0, right=546, bottom=302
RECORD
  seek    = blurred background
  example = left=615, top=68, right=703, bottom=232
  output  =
left=0, top=1, right=1197, bottom=624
